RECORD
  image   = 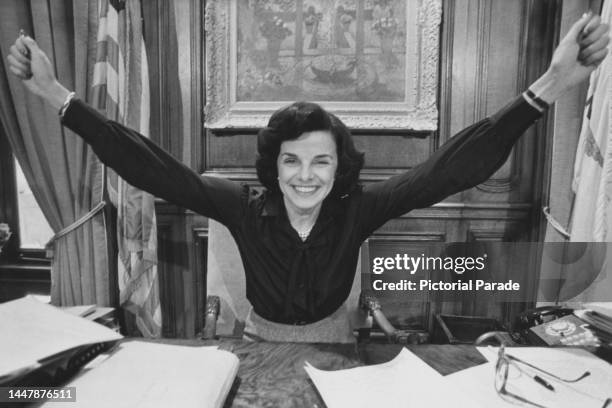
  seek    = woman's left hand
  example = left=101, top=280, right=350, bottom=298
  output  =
left=534, top=13, right=610, bottom=103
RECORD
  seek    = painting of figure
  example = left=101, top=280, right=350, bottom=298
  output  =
left=236, top=0, right=411, bottom=102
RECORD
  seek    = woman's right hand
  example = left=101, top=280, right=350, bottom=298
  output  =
left=7, top=34, right=70, bottom=109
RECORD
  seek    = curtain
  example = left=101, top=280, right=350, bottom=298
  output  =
left=0, top=0, right=114, bottom=307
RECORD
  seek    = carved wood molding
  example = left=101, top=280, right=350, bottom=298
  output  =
left=527, top=0, right=562, bottom=242
left=192, top=0, right=204, bottom=171
left=406, top=203, right=531, bottom=221
left=473, top=0, right=492, bottom=121
left=199, top=167, right=433, bottom=183
left=475, top=175, right=520, bottom=194
left=156, top=0, right=174, bottom=153
left=516, top=0, right=530, bottom=93
left=200, top=167, right=519, bottom=185
left=474, top=0, right=517, bottom=193
left=154, top=213, right=209, bottom=338
left=417, top=0, right=443, bottom=118
left=192, top=226, right=208, bottom=336
left=155, top=182, right=531, bottom=225
left=437, top=0, right=455, bottom=147
left=369, top=232, right=446, bottom=242
left=467, top=228, right=507, bottom=242
left=156, top=223, right=176, bottom=338
left=143, top=0, right=187, bottom=159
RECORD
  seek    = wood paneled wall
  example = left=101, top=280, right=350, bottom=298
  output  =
left=148, top=0, right=561, bottom=338
left=142, top=0, right=207, bottom=338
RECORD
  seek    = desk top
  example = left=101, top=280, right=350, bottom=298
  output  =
left=162, top=340, right=487, bottom=408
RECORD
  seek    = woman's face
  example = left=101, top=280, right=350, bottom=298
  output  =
left=277, top=130, right=338, bottom=215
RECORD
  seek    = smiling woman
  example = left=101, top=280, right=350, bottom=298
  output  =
left=256, top=102, right=362, bottom=241
left=5, top=12, right=610, bottom=342
left=277, top=131, right=338, bottom=239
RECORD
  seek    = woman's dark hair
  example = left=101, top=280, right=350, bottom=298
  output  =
left=256, top=101, right=364, bottom=198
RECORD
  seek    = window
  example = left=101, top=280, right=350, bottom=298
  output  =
left=14, top=158, right=54, bottom=249
left=0, top=125, right=51, bottom=284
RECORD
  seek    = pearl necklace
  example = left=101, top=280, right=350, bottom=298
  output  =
left=297, top=225, right=313, bottom=241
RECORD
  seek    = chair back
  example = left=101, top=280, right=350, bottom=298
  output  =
left=206, top=219, right=249, bottom=337
left=206, top=219, right=370, bottom=338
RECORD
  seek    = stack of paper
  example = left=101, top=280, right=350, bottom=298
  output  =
left=0, top=297, right=240, bottom=408
left=41, top=342, right=239, bottom=408
left=305, top=348, right=477, bottom=408
left=0, top=297, right=123, bottom=384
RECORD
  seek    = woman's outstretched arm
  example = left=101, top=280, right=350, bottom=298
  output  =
left=7, top=35, right=244, bottom=227
left=358, top=13, right=610, bottom=236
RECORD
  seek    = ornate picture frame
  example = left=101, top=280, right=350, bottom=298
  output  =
left=204, top=0, right=441, bottom=130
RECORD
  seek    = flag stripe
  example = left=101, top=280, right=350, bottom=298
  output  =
left=91, top=84, right=120, bottom=121
left=94, top=0, right=161, bottom=337
left=95, top=37, right=121, bottom=72
left=105, top=4, right=120, bottom=45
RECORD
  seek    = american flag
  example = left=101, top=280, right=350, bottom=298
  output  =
left=92, top=0, right=161, bottom=337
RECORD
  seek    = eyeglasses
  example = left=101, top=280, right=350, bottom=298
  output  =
left=494, top=345, right=611, bottom=408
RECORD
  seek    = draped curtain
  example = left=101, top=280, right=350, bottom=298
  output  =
left=0, top=0, right=114, bottom=307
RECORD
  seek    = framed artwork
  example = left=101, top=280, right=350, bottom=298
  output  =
left=205, top=0, right=441, bottom=130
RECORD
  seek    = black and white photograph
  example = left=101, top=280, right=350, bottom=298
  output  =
left=1, top=0, right=611, bottom=407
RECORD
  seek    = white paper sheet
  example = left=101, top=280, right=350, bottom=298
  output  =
left=305, top=348, right=479, bottom=408
left=0, top=297, right=123, bottom=379
left=41, top=342, right=240, bottom=408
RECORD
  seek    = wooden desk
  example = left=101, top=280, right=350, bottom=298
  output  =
left=168, top=340, right=488, bottom=408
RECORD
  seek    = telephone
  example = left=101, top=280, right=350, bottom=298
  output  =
left=516, top=306, right=599, bottom=346
left=515, top=306, right=574, bottom=331
left=475, top=307, right=597, bottom=347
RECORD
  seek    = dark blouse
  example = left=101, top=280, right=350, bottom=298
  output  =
left=61, top=96, right=541, bottom=324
